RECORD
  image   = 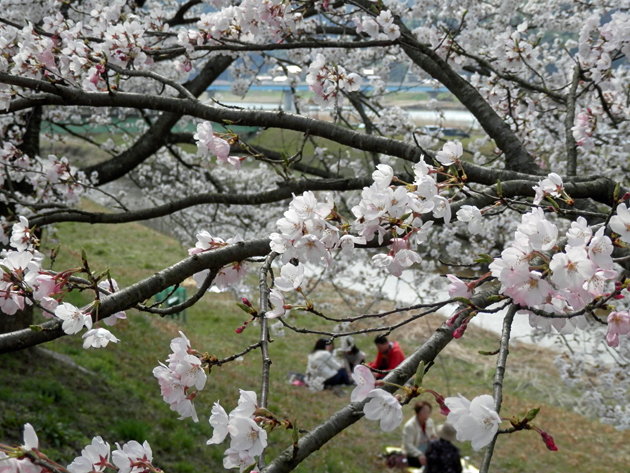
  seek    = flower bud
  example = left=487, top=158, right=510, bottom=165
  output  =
left=540, top=431, right=558, bottom=451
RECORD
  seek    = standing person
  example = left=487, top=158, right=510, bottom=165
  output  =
left=424, top=422, right=462, bottom=473
left=306, top=338, right=352, bottom=388
left=401, top=401, right=438, bottom=468
left=368, top=335, right=405, bottom=378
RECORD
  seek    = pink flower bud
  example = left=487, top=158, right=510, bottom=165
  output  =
left=453, top=319, right=469, bottom=339
left=235, top=325, right=246, bottom=334
left=242, top=297, right=252, bottom=308
left=540, top=431, right=558, bottom=451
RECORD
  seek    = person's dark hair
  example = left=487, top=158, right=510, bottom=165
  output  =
left=374, top=335, right=388, bottom=345
left=348, top=345, right=360, bottom=355
left=414, top=400, right=432, bottom=414
left=313, top=338, right=331, bottom=352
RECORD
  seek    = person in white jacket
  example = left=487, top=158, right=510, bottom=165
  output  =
left=306, top=338, right=352, bottom=388
left=401, top=401, right=438, bottom=468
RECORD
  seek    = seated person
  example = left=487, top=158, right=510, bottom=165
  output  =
left=424, top=422, right=462, bottom=473
left=368, top=335, right=405, bottom=378
left=401, top=401, right=437, bottom=467
left=306, top=338, right=352, bottom=388
left=338, top=336, right=366, bottom=373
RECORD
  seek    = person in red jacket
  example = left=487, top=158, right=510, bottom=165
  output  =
left=368, top=335, right=405, bottom=378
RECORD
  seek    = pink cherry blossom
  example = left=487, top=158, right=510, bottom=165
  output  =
left=446, top=274, right=473, bottom=299
left=350, top=365, right=375, bottom=402
left=606, top=311, right=630, bottom=347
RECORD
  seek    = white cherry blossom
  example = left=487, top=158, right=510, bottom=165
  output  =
left=363, top=389, right=403, bottom=432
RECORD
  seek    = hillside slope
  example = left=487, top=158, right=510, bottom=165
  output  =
left=1, top=202, right=628, bottom=473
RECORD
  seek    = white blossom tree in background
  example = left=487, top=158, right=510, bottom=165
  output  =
left=1, top=0, right=630, bottom=471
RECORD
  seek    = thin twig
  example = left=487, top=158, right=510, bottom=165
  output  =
left=258, top=252, right=277, bottom=409
left=480, top=305, right=517, bottom=473
left=257, top=252, right=277, bottom=471
left=136, top=269, right=217, bottom=316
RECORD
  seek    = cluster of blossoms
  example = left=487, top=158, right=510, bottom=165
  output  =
left=354, top=10, right=401, bottom=41
left=193, top=122, right=245, bottom=170
left=188, top=231, right=248, bottom=290
left=571, top=111, right=596, bottom=151
left=0, top=144, right=91, bottom=207
left=181, top=0, right=301, bottom=48
left=1, top=0, right=156, bottom=103
left=578, top=12, right=630, bottom=84
left=491, top=21, right=540, bottom=73
left=266, top=141, right=468, bottom=316
left=350, top=365, right=504, bottom=450
left=207, top=390, right=268, bottom=472
left=0, top=216, right=120, bottom=348
left=153, top=332, right=207, bottom=423
left=1, top=424, right=159, bottom=473
left=306, top=54, right=362, bottom=107
left=489, top=187, right=619, bottom=335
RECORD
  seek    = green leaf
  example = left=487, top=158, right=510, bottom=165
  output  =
left=453, top=297, right=473, bottom=306
left=236, top=302, right=256, bottom=315
left=525, top=407, right=540, bottom=423
left=474, top=253, right=494, bottom=264
left=478, top=349, right=499, bottom=356
left=415, top=360, right=426, bottom=386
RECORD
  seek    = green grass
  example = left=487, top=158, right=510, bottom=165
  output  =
left=1, top=201, right=629, bottom=473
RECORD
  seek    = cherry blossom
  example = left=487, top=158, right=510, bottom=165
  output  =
left=363, top=389, right=403, bottom=432
left=445, top=394, right=501, bottom=451
left=265, top=289, right=287, bottom=319
left=435, top=141, right=463, bottom=166
left=350, top=365, right=376, bottom=402
left=207, top=402, right=230, bottom=445
left=446, top=274, right=473, bottom=299
left=54, top=303, right=92, bottom=335
left=67, top=437, right=110, bottom=473
left=610, top=203, right=630, bottom=243
left=456, top=205, right=483, bottom=234
left=606, top=311, right=630, bottom=348
left=82, top=328, right=120, bottom=349
left=112, top=441, right=153, bottom=473
left=533, top=173, right=564, bottom=205
left=274, top=263, right=305, bottom=292
left=21, top=424, right=38, bottom=451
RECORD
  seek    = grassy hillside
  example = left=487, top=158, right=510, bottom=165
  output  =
left=1, top=201, right=629, bottom=473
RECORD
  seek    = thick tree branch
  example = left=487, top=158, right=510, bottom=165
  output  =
left=565, top=65, right=581, bottom=177
left=0, top=239, right=271, bottom=354
left=149, top=39, right=398, bottom=59
left=2, top=74, right=555, bottom=187
left=395, top=26, right=540, bottom=173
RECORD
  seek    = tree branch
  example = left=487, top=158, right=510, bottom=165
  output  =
left=0, top=239, right=271, bottom=354
left=479, top=304, right=517, bottom=473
